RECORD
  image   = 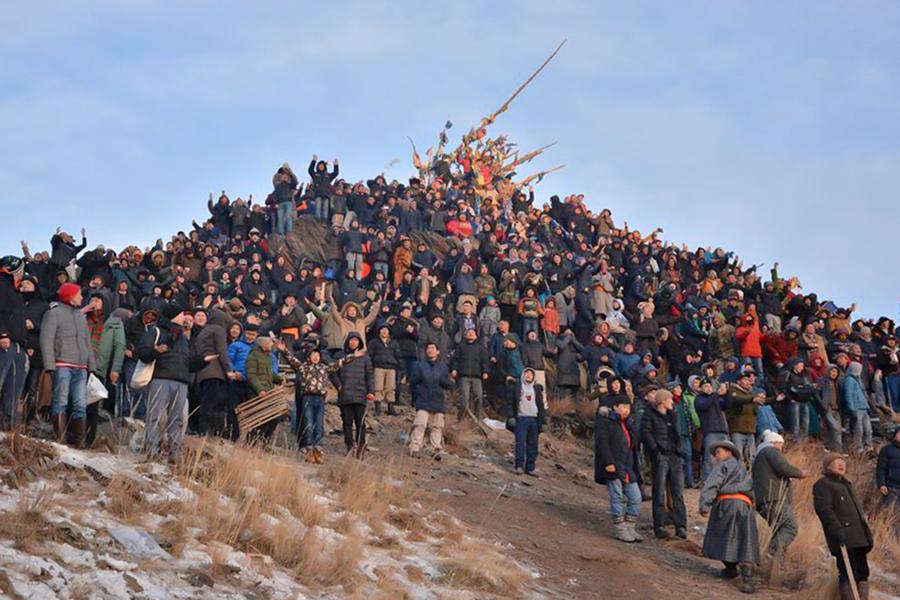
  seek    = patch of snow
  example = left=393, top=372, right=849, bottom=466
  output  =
left=107, top=525, right=172, bottom=560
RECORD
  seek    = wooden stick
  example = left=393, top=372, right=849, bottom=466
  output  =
left=840, top=545, right=862, bottom=600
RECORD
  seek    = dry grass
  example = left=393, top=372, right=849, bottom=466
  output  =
left=105, top=474, right=146, bottom=520
left=0, top=483, right=59, bottom=552
left=767, top=443, right=900, bottom=594
left=438, top=538, right=530, bottom=596
left=0, top=431, right=58, bottom=488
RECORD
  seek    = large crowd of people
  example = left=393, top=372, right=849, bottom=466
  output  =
left=1, top=153, right=898, bottom=597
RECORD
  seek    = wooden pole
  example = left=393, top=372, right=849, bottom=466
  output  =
left=840, top=545, right=862, bottom=600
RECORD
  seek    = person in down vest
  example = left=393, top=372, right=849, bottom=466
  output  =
left=329, top=332, right=374, bottom=455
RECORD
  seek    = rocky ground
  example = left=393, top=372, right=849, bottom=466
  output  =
left=2, top=399, right=898, bottom=600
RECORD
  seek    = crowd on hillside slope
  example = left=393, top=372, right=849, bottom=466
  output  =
left=0, top=154, right=898, bottom=596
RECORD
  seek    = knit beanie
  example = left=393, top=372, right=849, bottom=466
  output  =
left=821, top=452, right=843, bottom=471
left=57, top=283, right=81, bottom=306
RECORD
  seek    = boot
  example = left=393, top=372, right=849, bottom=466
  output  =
left=738, top=564, right=755, bottom=594
left=374, top=401, right=382, bottom=417
left=316, top=448, right=325, bottom=464
left=387, top=402, right=398, bottom=416
left=70, top=418, right=86, bottom=449
left=859, top=581, right=869, bottom=600
left=625, top=515, right=644, bottom=543
left=838, top=581, right=853, bottom=600
left=52, top=414, right=68, bottom=443
left=613, top=518, right=636, bottom=543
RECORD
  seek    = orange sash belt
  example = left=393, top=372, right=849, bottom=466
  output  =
left=717, top=493, right=753, bottom=507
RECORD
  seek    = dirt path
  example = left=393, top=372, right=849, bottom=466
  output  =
left=317, top=407, right=795, bottom=600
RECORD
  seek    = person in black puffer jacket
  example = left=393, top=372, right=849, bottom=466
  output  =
left=640, top=388, right=687, bottom=540
left=330, top=332, right=373, bottom=453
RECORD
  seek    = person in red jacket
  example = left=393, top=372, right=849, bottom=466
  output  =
left=736, top=304, right=764, bottom=381
left=762, top=326, right=799, bottom=371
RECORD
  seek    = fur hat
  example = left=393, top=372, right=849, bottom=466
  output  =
left=761, top=430, right=784, bottom=445
left=708, top=439, right=739, bottom=457
left=821, top=452, right=844, bottom=471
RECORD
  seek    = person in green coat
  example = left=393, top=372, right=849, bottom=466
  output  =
left=87, top=305, right=127, bottom=445
left=245, top=336, right=283, bottom=441
left=674, top=378, right=702, bottom=486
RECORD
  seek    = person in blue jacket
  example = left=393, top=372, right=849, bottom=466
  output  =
left=408, top=342, right=455, bottom=458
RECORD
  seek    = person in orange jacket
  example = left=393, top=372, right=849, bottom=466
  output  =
left=736, top=304, right=764, bottom=381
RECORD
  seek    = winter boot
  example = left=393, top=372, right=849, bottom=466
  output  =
left=721, top=563, right=739, bottom=579
left=70, top=418, right=87, bottom=449
left=738, top=564, right=755, bottom=594
left=625, top=515, right=644, bottom=542
left=52, top=414, right=68, bottom=444
left=374, top=401, right=382, bottom=417
left=613, top=518, right=635, bottom=543
left=387, top=402, right=398, bottom=416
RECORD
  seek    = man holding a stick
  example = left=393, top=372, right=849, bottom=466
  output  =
left=813, top=453, right=873, bottom=600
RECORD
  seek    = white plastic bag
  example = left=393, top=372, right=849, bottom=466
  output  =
left=130, top=328, right=160, bottom=390
left=87, top=373, right=109, bottom=406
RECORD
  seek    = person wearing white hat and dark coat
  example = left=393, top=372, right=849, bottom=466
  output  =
left=752, top=430, right=806, bottom=558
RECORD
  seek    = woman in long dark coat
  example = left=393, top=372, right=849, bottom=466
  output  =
left=699, top=439, right=760, bottom=593
left=554, top=327, right=584, bottom=404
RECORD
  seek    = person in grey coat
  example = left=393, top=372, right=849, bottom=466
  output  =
left=40, top=282, right=95, bottom=446
left=751, top=430, right=806, bottom=559
left=700, top=439, right=760, bottom=593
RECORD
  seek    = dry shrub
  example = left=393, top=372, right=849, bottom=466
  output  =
left=438, top=539, right=529, bottom=596
left=443, top=420, right=480, bottom=455
left=170, top=439, right=333, bottom=573
left=0, top=484, right=58, bottom=551
left=327, top=456, right=419, bottom=533
left=547, top=398, right=576, bottom=418
left=105, top=474, right=146, bottom=519
left=0, top=431, right=57, bottom=487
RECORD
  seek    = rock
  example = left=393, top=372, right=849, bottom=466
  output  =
left=107, top=525, right=172, bottom=560
left=186, top=570, right=215, bottom=588
left=99, top=555, right=137, bottom=571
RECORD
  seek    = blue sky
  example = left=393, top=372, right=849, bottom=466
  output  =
left=2, top=2, right=898, bottom=318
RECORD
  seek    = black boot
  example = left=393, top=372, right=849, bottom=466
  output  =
left=374, top=401, right=382, bottom=417
left=721, top=563, right=739, bottom=579
left=387, top=402, right=398, bottom=416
